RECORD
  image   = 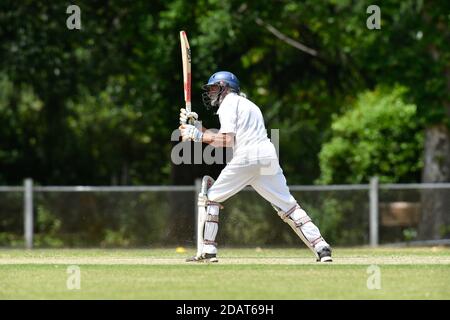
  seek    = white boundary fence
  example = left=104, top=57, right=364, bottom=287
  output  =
left=1, top=177, right=450, bottom=249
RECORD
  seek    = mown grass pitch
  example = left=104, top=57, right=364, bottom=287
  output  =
left=1, top=247, right=449, bottom=299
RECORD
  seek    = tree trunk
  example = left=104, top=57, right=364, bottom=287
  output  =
left=418, top=125, right=450, bottom=239
left=418, top=6, right=450, bottom=240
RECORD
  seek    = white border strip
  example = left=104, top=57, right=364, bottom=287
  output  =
left=379, top=183, right=450, bottom=190
left=0, top=187, right=23, bottom=192
left=1, top=183, right=449, bottom=193
left=33, top=186, right=196, bottom=192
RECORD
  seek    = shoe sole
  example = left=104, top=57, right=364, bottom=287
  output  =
left=185, top=258, right=219, bottom=263
left=319, top=256, right=333, bottom=262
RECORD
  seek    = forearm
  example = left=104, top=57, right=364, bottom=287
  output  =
left=202, top=129, right=234, bottom=147
left=179, top=122, right=234, bottom=147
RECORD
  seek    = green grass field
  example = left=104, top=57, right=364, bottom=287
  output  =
left=1, top=247, right=449, bottom=299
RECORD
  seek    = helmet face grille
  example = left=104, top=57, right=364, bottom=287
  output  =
left=202, top=71, right=240, bottom=109
left=202, top=84, right=226, bottom=109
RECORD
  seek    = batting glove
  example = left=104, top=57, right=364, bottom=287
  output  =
left=180, top=108, right=199, bottom=125
left=180, top=124, right=203, bottom=142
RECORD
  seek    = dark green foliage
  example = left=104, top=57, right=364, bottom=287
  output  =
left=0, top=1, right=447, bottom=186
left=0, top=1, right=448, bottom=246
left=319, top=86, right=424, bottom=184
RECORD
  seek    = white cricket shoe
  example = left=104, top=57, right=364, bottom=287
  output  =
left=316, top=246, right=333, bottom=262
left=185, top=253, right=218, bottom=263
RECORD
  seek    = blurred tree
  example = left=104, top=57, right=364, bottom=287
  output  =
left=0, top=0, right=351, bottom=185
left=0, top=1, right=448, bottom=240
left=313, top=1, right=450, bottom=239
left=318, top=86, right=423, bottom=184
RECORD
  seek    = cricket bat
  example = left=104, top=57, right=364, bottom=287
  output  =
left=179, top=30, right=193, bottom=125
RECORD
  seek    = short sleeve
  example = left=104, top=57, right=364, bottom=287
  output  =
left=218, top=96, right=238, bottom=134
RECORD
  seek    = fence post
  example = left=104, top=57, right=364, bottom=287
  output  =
left=369, top=176, right=379, bottom=247
left=194, top=178, right=201, bottom=246
left=24, top=178, right=33, bottom=249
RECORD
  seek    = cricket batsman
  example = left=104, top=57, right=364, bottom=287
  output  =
left=179, top=71, right=332, bottom=263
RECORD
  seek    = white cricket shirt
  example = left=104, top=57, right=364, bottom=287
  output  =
left=216, top=93, right=278, bottom=165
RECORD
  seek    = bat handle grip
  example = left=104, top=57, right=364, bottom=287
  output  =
left=185, top=102, right=194, bottom=125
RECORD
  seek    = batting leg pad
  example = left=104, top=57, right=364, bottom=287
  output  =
left=197, top=176, right=222, bottom=256
left=202, top=204, right=220, bottom=254
left=273, top=204, right=328, bottom=259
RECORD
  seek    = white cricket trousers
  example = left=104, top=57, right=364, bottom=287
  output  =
left=207, top=159, right=297, bottom=212
left=203, top=159, right=329, bottom=255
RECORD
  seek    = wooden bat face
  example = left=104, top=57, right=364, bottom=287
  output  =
left=180, top=31, right=192, bottom=113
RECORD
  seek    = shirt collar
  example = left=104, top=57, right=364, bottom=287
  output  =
left=217, top=92, right=237, bottom=114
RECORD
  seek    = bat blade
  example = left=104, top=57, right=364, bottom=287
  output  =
left=179, top=30, right=192, bottom=115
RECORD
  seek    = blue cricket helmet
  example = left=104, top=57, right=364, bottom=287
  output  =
left=204, top=71, right=240, bottom=92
